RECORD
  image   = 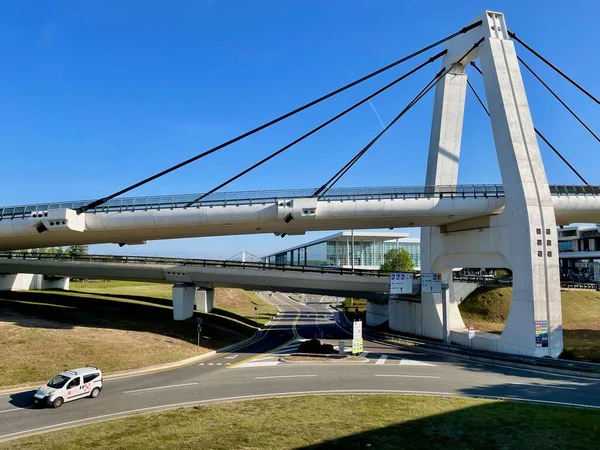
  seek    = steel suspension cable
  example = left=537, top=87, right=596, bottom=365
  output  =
left=314, top=70, right=443, bottom=198
left=314, top=38, right=485, bottom=198
left=184, top=50, right=447, bottom=207
left=467, top=64, right=588, bottom=185
left=75, top=20, right=483, bottom=214
left=517, top=56, right=600, bottom=144
left=508, top=31, right=600, bottom=106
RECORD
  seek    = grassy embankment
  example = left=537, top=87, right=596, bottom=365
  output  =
left=460, top=286, right=600, bottom=362
left=0, top=395, right=598, bottom=449
left=0, top=281, right=278, bottom=387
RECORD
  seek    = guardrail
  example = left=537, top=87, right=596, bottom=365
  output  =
left=2, top=184, right=599, bottom=220
left=2, top=184, right=506, bottom=220
left=0, top=252, right=390, bottom=278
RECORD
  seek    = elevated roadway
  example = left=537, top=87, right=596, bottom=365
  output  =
left=1, top=185, right=599, bottom=251
left=0, top=253, right=389, bottom=300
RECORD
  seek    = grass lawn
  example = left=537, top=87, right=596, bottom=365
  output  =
left=0, top=282, right=269, bottom=387
left=1, top=395, right=598, bottom=449
left=459, top=287, right=600, bottom=362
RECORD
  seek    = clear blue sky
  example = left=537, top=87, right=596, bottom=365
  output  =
left=1, top=1, right=598, bottom=258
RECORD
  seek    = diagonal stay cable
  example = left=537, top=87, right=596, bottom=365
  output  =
left=517, top=56, right=600, bottom=144
left=75, top=21, right=483, bottom=214
left=184, top=51, right=447, bottom=207
left=467, top=65, right=588, bottom=185
left=314, top=38, right=485, bottom=198
left=314, top=70, right=442, bottom=199
left=508, top=30, right=600, bottom=106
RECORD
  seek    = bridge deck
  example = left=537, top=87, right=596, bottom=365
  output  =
left=2, top=184, right=599, bottom=220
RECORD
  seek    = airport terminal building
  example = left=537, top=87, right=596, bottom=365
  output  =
left=262, top=231, right=421, bottom=271
left=263, top=225, right=600, bottom=282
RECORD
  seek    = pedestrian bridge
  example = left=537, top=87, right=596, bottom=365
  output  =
left=1, top=184, right=599, bottom=251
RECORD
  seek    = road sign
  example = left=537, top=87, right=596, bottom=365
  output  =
left=390, top=272, right=413, bottom=295
left=352, top=320, right=363, bottom=354
left=421, top=273, right=442, bottom=293
left=468, top=323, right=475, bottom=340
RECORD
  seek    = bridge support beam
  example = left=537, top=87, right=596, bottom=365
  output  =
left=392, top=11, right=563, bottom=358
left=195, top=288, right=214, bottom=313
left=172, top=283, right=196, bottom=320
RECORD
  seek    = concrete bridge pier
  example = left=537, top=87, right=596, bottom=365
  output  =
left=196, top=288, right=214, bottom=313
left=172, top=283, right=196, bottom=320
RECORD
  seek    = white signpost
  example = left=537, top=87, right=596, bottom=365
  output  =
left=468, top=324, right=475, bottom=340
left=421, top=273, right=442, bottom=293
left=390, top=272, right=414, bottom=295
left=352, top=320, right=363, bottom=354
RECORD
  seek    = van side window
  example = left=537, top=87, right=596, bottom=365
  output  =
left=68, top=377, right=80, bottom=389
left=83, top=373, right=99, bottom=383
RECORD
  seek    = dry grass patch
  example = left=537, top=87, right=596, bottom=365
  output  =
left=0, top=311, right=203, bottom=387
left=459, top=287, right=600, bottom=362
left=0, top=281, right=260, bottom=387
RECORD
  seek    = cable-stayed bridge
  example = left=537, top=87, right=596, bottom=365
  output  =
left=2, top=10, right=600, bottom=359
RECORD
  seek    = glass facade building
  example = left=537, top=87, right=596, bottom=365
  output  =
left=557, top=225, right=600, bottom=283
left=263, top=231, right=421, bottom=270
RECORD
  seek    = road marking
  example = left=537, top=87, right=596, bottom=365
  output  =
left=228, top=295, right=301, bottom=369
left=225, top=355, right=239, bottom=360
left=237, top=361, right=281, bottom=368
left=198, top=363, right=204, bottom=366
left=398, top=359, right=436, bottom=367
left=0, top=407, right=32, bottom=415
left=124, top=382, right=198, bottom=394
left=254, top=375, right=317, bottom=380
left=375, top=355, right=388, bottom=365
left=375, top=375, right=441, bottom=379
left=216, top=363, right=222, bottom=366
left=208, top=363, right=213, bottom=366
left=225, top=363, right=231, bottom=366
left=509, top=382, right=577, bottom=391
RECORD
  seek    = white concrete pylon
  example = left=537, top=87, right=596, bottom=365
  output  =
left=393, top=11, right=563, bottom=358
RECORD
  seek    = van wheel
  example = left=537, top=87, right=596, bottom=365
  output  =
left=89, top=387, right=101, bottom=399
left=51, top=397, right=64, bottom=408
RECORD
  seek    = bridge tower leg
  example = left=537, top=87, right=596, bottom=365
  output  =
left=172, top=283, right=196, bottom=320
left=394, top=11, right=563, bottom=358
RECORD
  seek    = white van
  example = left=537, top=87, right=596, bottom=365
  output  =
left=33, top=367, right=103, bottom=408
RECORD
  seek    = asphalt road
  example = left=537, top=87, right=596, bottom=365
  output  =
left=1, top=291, right=599, bottom=442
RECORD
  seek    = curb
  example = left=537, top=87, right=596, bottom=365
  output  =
left=0, top=332, right=261, bottom=396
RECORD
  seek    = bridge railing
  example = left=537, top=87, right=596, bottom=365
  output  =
left=2, top=184, right=598, bottom=220
left=0, top=252, right=390, bottom=278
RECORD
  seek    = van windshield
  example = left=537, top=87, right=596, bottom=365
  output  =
left=47, top=375, right=70, bottom=389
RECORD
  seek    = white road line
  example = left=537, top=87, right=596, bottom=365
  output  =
left=509, top=382, right=577, bottom=391
left=375, top=375, right=441, bottom=379
left=398, top=359, right=436, bottom=367
left=0, top=407, right=31, bottom=415
left=2, top=390, right=599, bottom=441
left=254, top=375, right=317, bottom=380
left=124, top=382, right=198, bottom=394
left=375, top=355, right=388, bottom=365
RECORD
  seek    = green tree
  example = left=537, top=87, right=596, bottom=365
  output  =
left=65, top=245, right=89, bottom=256
left=380, top=248, right=415, bottom=273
